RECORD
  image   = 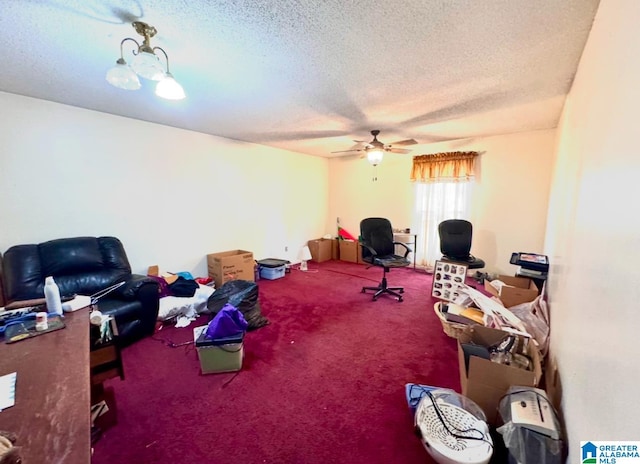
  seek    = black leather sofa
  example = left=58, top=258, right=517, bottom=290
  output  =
left=1, top=236, right=159, bottom=346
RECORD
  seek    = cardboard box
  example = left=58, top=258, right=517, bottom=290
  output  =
left=331, top=239, right=340, bottom=260
left=484, top=275, right=539, bottom=308
left=457, top=325, right=542, bottom=425
left=307, top=238, right=332, bottom=263
left=193, top=326, right=244, bottom=374
left=207, top=250, right=254, bottom=288
left=357, top=244, right=365, bottom=264
left=339, top=240, right=358, bottom=263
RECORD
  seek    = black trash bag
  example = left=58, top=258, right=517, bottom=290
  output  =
left=205, top=280, right=269, bottom=330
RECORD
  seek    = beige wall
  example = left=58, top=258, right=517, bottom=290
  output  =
left=544, top=0, right=640, bottom=456
left=0, top=92, right=329, bottom=276
left=327, top=153, right=415, bottom=239
left=470, top=130, right=556, bottom=274
left=328, top=129, right=556, bottom=274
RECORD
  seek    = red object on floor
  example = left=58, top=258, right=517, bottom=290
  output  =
left=92, top=261, right=459, bottom=464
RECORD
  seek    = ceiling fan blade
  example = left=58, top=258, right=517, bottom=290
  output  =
left=400, top=90, right=510, bottom=127
left=235, top=129, right=351, bottom=143
left=389, top=138, right=418, bottom=146
left=331, top=148, right=364, bottom=154
left=387, top=148, right=412, bottom=154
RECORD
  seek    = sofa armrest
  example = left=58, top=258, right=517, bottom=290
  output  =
left=116, top=274, right=159, bottom=300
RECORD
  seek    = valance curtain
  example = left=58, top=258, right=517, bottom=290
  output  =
left=410, top=151, right=478, bottom=183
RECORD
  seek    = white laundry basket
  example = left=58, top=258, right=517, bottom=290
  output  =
left=414, top=389, right=493, bottom=464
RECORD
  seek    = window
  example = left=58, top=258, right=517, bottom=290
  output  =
left=412, top=181, right=474, bottom=268
left=409, top=151, right=478, bottom=269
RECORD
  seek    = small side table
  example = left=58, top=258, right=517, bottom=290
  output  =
left=393, top=233, right=417, bottom=270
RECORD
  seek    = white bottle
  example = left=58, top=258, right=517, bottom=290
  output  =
left=44, top=276, right=63, bottom=316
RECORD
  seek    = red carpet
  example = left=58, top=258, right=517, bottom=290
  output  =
left=92, top=261, right=461, bottom=464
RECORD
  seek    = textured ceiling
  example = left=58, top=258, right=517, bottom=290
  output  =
left=0, top=0, right=600, bottom=158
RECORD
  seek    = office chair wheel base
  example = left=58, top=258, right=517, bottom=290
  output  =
left=361, top=272, right=405, bottom=302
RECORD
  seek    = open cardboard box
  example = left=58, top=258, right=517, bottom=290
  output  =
left=484, top=275, right=539, bottom=308
left=207, top=250, right=255, bottom=288
left=307, top=238, right=332, bottom=263
left=457, top=325, right=542, bottom=425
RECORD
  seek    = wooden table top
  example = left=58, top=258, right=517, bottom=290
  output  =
left=0, top=310, right=91, bottom=464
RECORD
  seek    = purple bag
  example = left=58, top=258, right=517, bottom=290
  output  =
left=206, top=303, right=248, bottom=340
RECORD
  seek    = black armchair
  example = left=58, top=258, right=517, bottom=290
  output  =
left=438, top=219, right=485, bottom=269
left=1, top=236, right=160, bottom=346
left=359, top=218, right=411, bottom=302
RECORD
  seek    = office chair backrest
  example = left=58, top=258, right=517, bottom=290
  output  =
left=360, top=218, right=395, bottom=257
left=438, top=219, right=473, bottom=258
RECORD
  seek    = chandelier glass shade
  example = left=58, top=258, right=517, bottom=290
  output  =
left=130, top=50, right=165, bottom=81
left=106, top=22, right=185, bottom=100
left=105, top=58, right=141, bottom=90
left=156, top=72, right=186, bottom=100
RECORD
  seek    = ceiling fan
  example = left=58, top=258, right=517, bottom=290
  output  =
left=331, top=130, right=418, bottom=165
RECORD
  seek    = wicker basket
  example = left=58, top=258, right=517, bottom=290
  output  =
left=433, top=302, right=469, bottom=340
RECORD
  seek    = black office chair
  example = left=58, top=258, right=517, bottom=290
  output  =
left=438, top=219, right=485, bottom=269
left=359, top=218, right=411, bottom=302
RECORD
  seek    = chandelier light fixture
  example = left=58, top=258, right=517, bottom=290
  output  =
left=105, top=21, right=185, bottom=100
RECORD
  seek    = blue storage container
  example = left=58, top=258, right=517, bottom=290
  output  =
left=259, top=264, right=286, bottom=280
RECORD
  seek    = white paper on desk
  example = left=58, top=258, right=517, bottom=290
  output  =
left=0, top=372, right=17, bottom=412
left=62, top=295, right=92, bottom=312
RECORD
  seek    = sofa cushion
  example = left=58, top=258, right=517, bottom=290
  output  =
left=2, top=245, right=43, bottom=301
left=98, top=237, right=132, bottom=273
left=40, top=237, right=104, bottom=276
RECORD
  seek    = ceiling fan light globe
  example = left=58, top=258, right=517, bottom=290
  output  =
left=105, top=59, right=141, bottom=90
left=131, top=51, right=164, bottom=81
left=155, top=73, right=186, bottom=100
left=367, top=149, right=384, bottom=166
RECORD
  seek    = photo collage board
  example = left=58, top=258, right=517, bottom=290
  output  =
left=431, top=260, right=469, bottom=302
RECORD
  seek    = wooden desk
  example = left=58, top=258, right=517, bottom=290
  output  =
left=0, top=310, right=91, bottom=464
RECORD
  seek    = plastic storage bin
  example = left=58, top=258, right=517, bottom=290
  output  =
left=259, top=265, right=286, bottom=280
